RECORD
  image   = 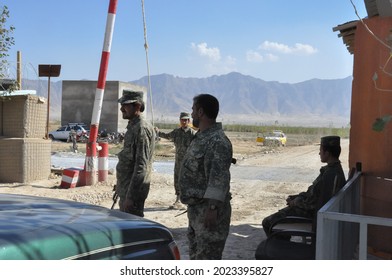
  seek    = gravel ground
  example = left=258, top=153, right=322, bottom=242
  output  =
left=0, top=134, right=349, bottom=259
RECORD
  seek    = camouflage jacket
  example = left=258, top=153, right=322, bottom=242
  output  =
left=292, top=161, right=346, bottom=213
left=158, top=126, right=196, bottom=165
left=179, top=122, right=233, bottom=204
left=116, top=116, right=155, bottom=201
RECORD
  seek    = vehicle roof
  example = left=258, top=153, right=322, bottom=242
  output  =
left=67, top=123, right=87, bottom=126
left=267, top=131, right=284, bottom=135
left=0, top=194, right=173, bottom=259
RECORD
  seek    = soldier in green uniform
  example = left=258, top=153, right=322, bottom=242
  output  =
left=155, top=112, right=196, bottom=209
left=262, top=136, right=346, bottom=236
left=178, top=94, right=233, bottom=260
left=115, top=90, right=155, bottom=217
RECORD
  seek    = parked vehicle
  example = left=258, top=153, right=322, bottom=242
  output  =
left=0, top=193, right=180, bottom=260
left=98, top=130, right=124, bottom=144
left=49, top=123, right=88, bottom=141
left=264, top=130, right=287, bottom=146
left=256, top=133, right=264, bottom=143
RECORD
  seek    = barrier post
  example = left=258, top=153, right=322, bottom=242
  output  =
left=85, top=142, right=98, bottom=185
left=98, top=142, right=109, bottom=182
left=84, top=0, right=118, bottom=186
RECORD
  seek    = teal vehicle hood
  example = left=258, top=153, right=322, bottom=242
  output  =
left=0, top=194, right=176, bottom=260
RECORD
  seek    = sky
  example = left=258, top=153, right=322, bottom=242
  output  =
left=2, top=0, right=368, bottom=84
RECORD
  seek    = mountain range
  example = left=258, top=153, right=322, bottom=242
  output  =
left=22, top=72, right=353, bottom=127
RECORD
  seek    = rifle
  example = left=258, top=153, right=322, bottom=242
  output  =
left=111, top=185, right=119, bottom=209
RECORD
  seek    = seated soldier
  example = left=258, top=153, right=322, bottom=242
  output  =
left=262, top=136, right=346, bottom=237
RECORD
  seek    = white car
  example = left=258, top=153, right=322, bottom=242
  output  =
left=49, top=124, right=88, bottom=141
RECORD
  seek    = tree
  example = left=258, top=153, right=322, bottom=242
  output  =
left=0, top=5, right=16, bottom=93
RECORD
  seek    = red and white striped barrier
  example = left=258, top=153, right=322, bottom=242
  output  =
left=84, top=0, right=118, bottom=186
left=60, top=168, right=81, bottom=188
left=98, top=142, right=109, bottom=182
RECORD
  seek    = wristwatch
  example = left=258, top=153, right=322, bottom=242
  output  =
left=209, top=204, right=217, bottom=210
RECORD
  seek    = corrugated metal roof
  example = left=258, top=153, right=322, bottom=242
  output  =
left=332, top=20, right=358, bottom=54
left=333, top=0, right=392, bottom=55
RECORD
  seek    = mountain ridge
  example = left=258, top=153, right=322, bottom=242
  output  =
left=132, top=72, right=352, bottom=127
left=22, top=72, right=352, bottom=127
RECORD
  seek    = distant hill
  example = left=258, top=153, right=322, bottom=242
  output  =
left=132, top=72, right=352, bottom=127
left=23, top=72, right=352, bottom=127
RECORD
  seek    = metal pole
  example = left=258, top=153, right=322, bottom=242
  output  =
left=84, top=0, right=118, bottom=186
left=17, top=51, right=22, bottom=90
left=46, top=76, right=51, bottom=138
left=38, top=65, right=60, bottom=139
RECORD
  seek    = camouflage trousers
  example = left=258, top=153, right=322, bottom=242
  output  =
left=186, top=199, right=231, bottom=260
left=262, top=206, right=313, bottom=237
left=173, top=159, right=182, bottom=196
left=173, top=169, right=180, bottom=196
left=119, top=197, right=145, bottom=217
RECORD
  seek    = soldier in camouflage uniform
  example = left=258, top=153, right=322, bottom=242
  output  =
left=116, top=90, right=155, bottom=217
left=155, top=112, right=196, bottom=209
left=69, top=128, right=78, bottom=153
left=262, top=136, right=346, bottom=236
left=179, top=94, right=233, bottom=260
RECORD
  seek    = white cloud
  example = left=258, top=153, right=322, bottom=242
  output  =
left=259, top=41, right=318, bottom=54
left=265, top=53, right=279, bottom=61
left=246, top=50, right=264, bottom=62
left=246, top=50, right=279, bottom=63
left=292, top=43, right=318, bottom=54
left=189, top=43, right=237, bottom=75
left=191, top=42, right=221, bottom=61
left=260, top=41, right=291, bottom=54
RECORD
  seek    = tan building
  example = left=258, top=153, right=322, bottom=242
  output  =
left=61, top=80, right=147, bottom=133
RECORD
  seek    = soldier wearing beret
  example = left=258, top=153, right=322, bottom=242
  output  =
left=115, top=90, right=155, bottom=217
left=155, top=112, right=196, bottom=209
left=261, top=135, right=346, bottom=237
